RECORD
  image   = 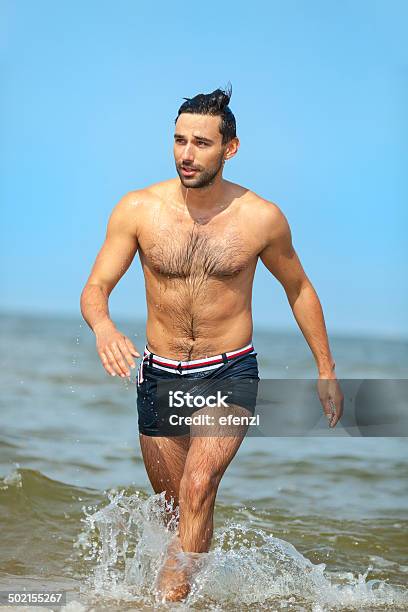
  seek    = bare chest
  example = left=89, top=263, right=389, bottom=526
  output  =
left=140, top=223, right=254, bottom=280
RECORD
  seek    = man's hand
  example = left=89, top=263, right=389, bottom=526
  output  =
left=94, top=320, right=140, bottom=378
left=317, top=376, right=344, bottom=428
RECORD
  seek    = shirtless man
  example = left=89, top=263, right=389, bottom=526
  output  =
left=80, top=86, right=343, bottom=602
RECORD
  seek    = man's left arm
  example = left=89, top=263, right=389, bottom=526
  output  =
left=258, top=203, right=343, bottom=427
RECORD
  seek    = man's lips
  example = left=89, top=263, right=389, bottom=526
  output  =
left=181, top=166, right=199, bottom=176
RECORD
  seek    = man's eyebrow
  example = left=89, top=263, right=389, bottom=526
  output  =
left=174, top=133, right=214, bottom=144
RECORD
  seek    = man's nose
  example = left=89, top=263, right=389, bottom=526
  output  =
left=182, top=143, right=194, bottom=162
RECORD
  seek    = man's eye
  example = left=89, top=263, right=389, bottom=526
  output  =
left=197, top=141, right=207, bottom=146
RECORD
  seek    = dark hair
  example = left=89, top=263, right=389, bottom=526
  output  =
left=175, top=83, right=236, bottom=145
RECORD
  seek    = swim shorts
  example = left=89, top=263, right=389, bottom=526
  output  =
left=136, top=342, right=260, bottom=436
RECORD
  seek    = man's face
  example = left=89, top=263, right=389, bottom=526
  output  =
left=174, top=113, right=228, bottom=189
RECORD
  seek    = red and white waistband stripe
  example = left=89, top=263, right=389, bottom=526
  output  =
left=138, top=342, right=255, bottom=378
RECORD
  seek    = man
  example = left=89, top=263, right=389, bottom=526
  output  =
left=80, top=85, right=343, bottom=602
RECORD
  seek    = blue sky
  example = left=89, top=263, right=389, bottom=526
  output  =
left=1, top=1, right=407, bottom=338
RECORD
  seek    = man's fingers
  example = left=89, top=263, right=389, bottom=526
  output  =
left=111, top=342, right=131, bottom=377
left=105, top=347, right=125, bottom=377
left=124, top=336, right=140, bottom=358
left=96, top=329, right=139, bottom=378
left=100, top=351, right=118, bottom=377
left=326, top=396, right=343, bottom=428
left=120, top=338, right=138, bottom=368
left=318, top=379, right=344, bottom=428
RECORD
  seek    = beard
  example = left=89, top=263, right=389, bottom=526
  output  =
left=176, top=155, right=224, bottom=189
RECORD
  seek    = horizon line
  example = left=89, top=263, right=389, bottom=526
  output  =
left=1, top=306, right=407, bottom=344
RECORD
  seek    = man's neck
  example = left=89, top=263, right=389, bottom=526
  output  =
left=177, top=176, right=227, bottom=212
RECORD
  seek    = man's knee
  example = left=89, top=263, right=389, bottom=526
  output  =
left=179, top=470, right=220, bottom=508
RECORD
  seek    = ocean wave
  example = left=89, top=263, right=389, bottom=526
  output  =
left=1, top=469, right=407, bottom=610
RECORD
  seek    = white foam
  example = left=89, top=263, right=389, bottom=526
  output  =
left=73, top=489, right=408, bottom=609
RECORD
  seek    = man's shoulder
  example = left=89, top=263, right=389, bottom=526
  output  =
left=118, top=186, right=162, bottom=207
left=112, top=183, right=169, bottom=219
left=120, top=179, right=177, bottom=209
left=106, top=189, right=162, bottom=238
left=232, top=183, right=287, bottom=226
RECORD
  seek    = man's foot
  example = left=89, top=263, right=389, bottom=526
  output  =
left=159, top=582, right=190, bottom=603
left=156, top=535, right=191, bottom=602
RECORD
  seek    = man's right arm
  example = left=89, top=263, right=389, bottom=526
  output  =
left=80, top=191, right=143, bottom=378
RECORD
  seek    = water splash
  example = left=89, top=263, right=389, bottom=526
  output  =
left=1, top=468, right=22, bottom=489
left=74, top=490, right=408, bottom=610
left=75, top=489, right=178, bottom=605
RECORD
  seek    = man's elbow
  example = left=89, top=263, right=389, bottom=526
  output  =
left=82, top=278, right=110, bottom=295
left=284, top=278, right=314, bottom=306
left=80, top=281, right=109, bottom=309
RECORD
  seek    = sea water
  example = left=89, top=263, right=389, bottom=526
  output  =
left=0, top=312, right=407, bottom=610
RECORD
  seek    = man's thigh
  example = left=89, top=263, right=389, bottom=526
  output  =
left=183, top=403, right=250, bottom=484
left=139, top=433, right=191, bottom=504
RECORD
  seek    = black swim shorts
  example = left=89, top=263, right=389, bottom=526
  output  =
left=136, top=343, right=260, bottom=437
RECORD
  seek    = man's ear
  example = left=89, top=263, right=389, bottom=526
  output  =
left=224, top=137, right=240, bottom=160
